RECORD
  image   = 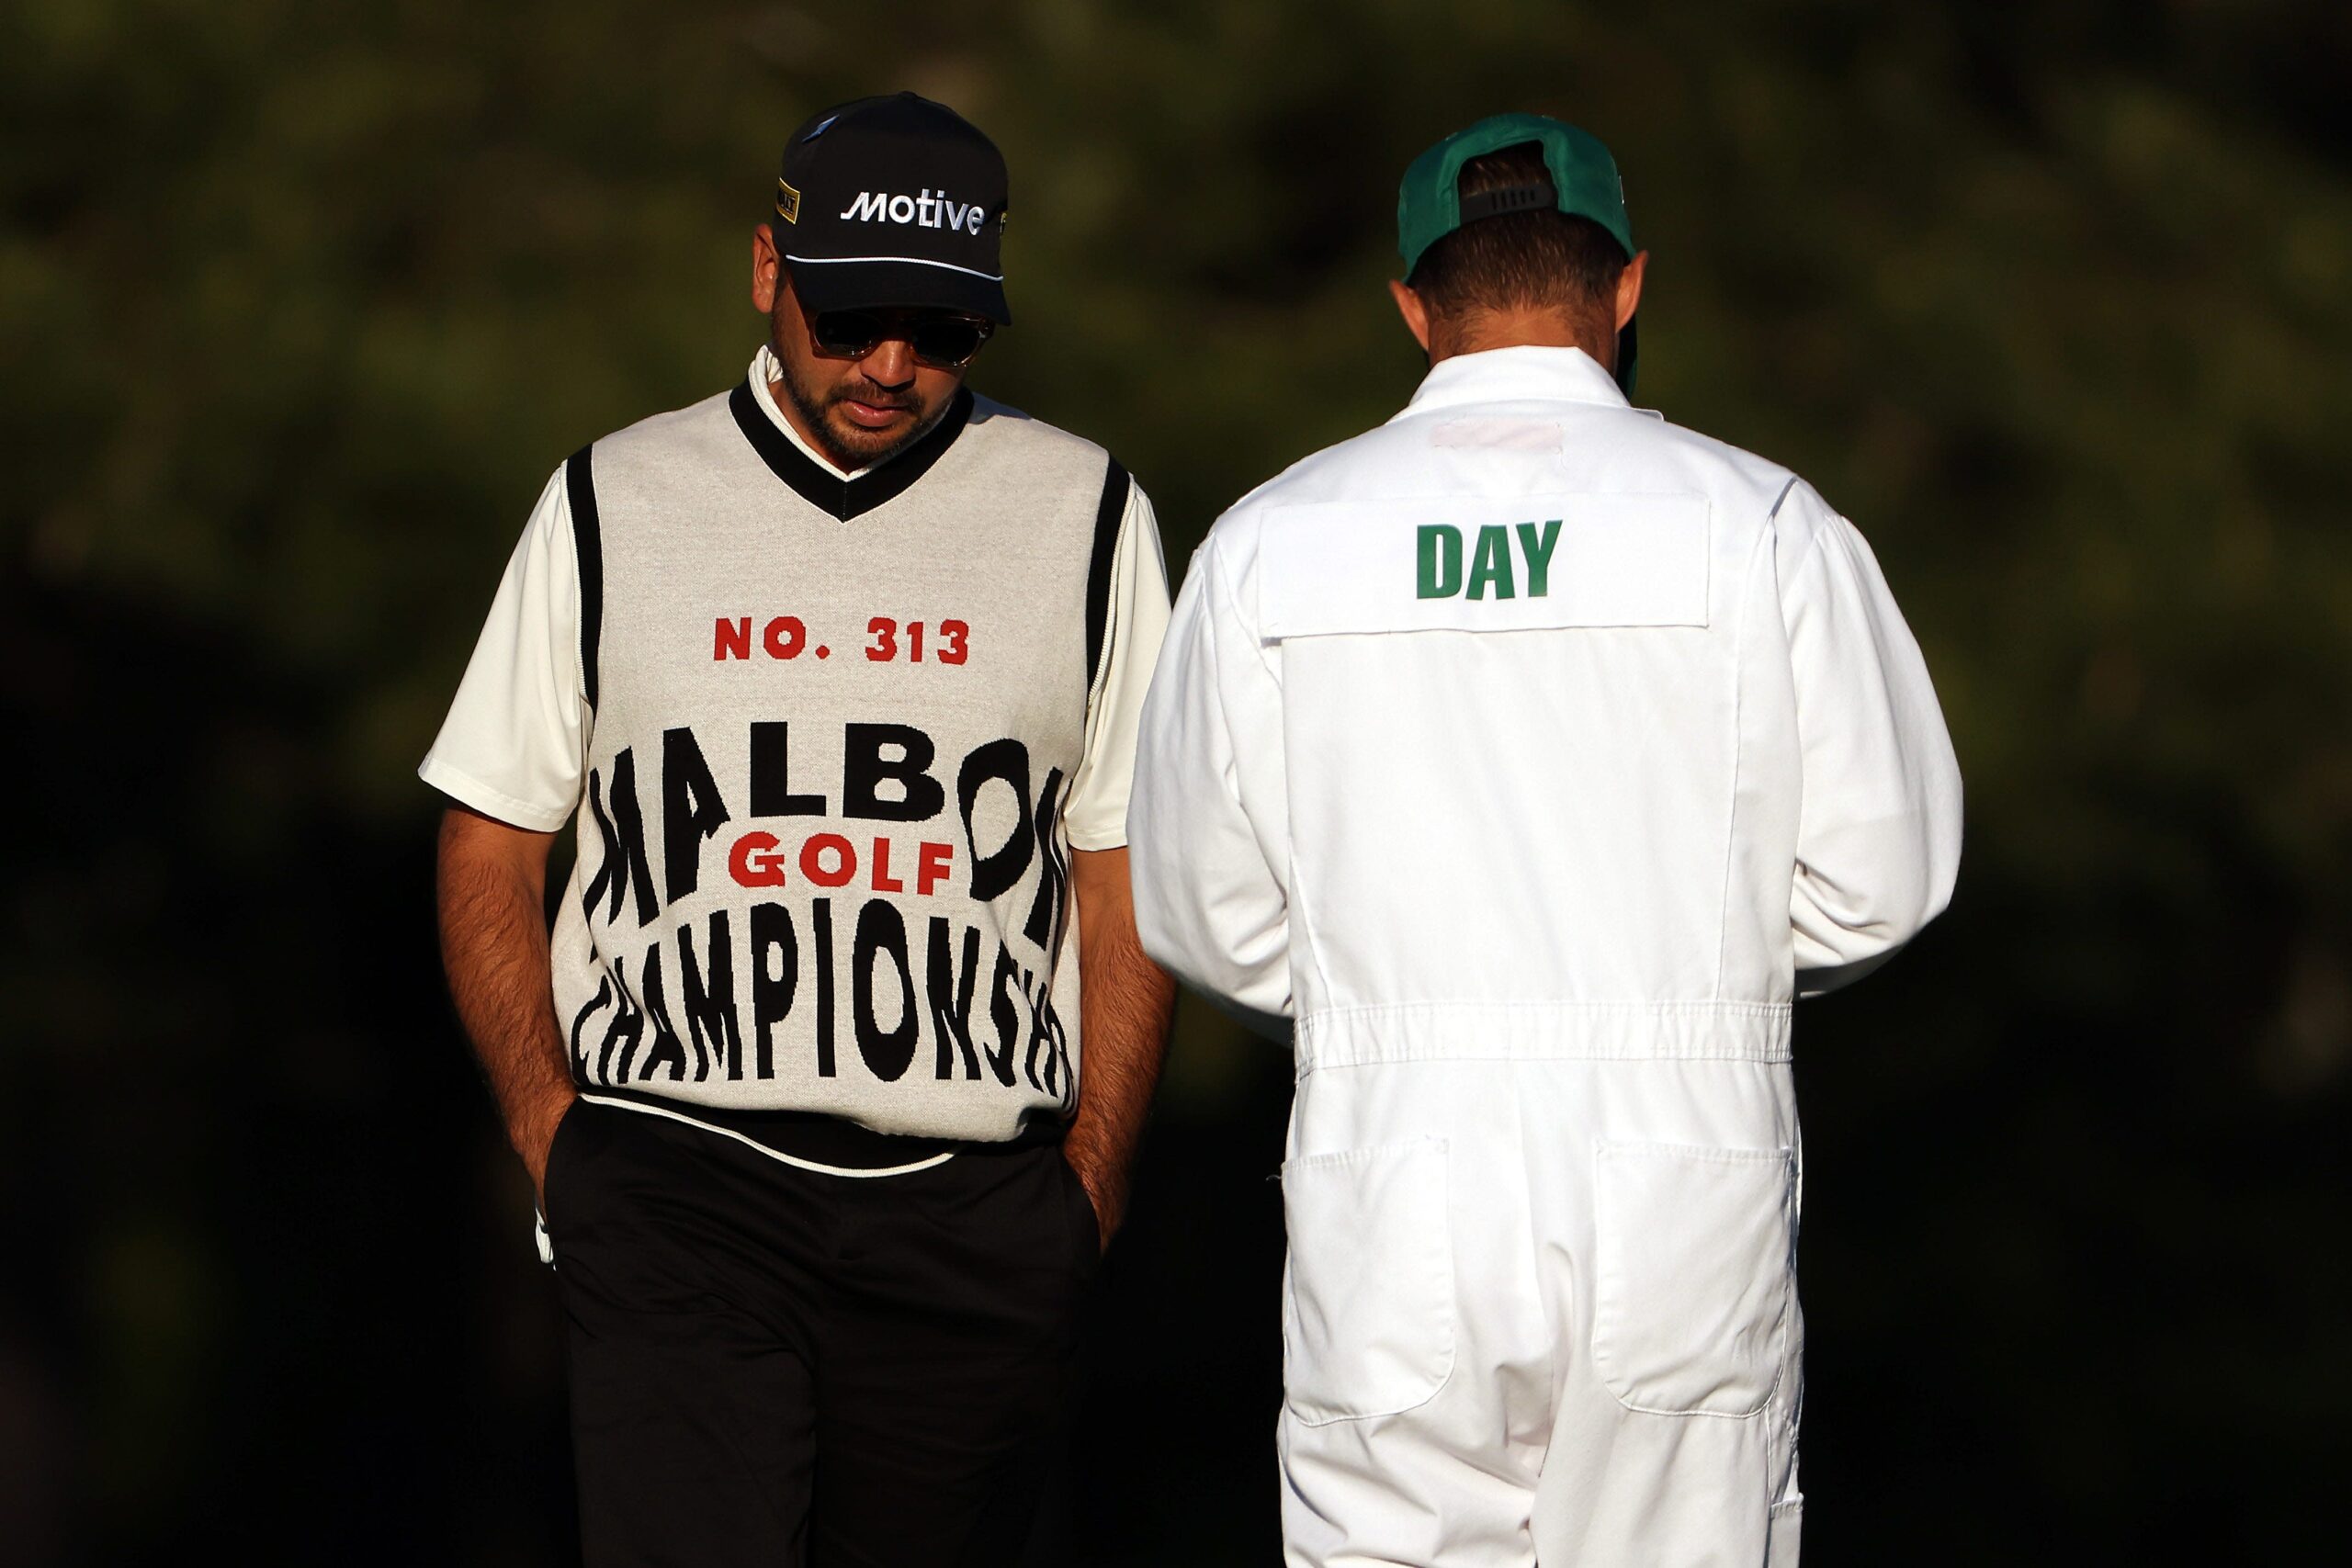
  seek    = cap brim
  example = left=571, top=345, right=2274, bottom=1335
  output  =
left=786, top=258, right=1011, bottom=325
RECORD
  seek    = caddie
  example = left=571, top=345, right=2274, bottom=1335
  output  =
left=423, top=92, right=1175, bottom=1564
left=1127, top=114, right=1962, bottom=1566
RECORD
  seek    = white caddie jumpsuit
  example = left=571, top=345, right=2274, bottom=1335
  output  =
left=1126, top=345, right=1962, bottom=1567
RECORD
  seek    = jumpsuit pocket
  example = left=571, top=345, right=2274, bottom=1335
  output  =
left=1591, top=1139, right=1795, bottom=1416
left=1280, top=1138, right=1453, bottom=1426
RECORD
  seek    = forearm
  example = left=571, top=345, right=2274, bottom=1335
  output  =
left=435, top=808, right=575, bottom=1188
left=1065, top=848, right=1177, bottom=1246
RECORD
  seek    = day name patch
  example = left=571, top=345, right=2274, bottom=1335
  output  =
left=1259, top=492, right=1712, bottom=637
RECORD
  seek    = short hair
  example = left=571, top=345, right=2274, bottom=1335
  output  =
left=1406, top=141, right=1630, bottom=320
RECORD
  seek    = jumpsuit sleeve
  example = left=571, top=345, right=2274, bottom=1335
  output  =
left=1127, top=528, right=1295, bottom=1019
left=1062, top=479, right=1173, bottom=852
left=1775, top=483, right=1963, bottom=996
left=417, top=467, right=589, bottom=832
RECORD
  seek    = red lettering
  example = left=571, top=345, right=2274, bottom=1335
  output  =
left=734, top=831, right=967, bottom=895
left=715, top=616, right=752, bottom=660
left=917, top=841, right=954, bottom=897
left=763, top=615, right=808, bottom=660
left=800, top=833, right=855, bottom=888
left=728, top=830, right=788, bottom=887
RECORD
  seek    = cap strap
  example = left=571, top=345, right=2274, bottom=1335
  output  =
left=1457, top=179, right=1557, bottom=224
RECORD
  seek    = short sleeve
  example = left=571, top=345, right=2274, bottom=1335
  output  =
left=1061, top=480, right=1173, bottom=851
left=417, top=468, right=589, bottom=832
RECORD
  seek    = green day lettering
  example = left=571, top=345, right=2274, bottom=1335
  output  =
left=568, top=722, right=1074, bottom=1096
left=1417, top=525, right=1464, bottom=598
left=1416, top=519, right=1563, bottom=601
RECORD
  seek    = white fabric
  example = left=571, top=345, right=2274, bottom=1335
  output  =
left=1128, top=344, right=1961, bottom=1565
left=416, top=467, right=586, bottom=833
left=420, top=348, right=1167, bottom=852
left=1277, top=1057, right=1805, bottom=1568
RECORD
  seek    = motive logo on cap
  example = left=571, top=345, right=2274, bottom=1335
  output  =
left=836, top=187, right=989, bottom=236
left=775, top=179, right=801, bottom=224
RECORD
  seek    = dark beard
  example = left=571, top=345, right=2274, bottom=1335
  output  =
left=768, top=333, right=946, bottom=472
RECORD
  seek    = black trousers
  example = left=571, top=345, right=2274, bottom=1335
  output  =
left=541, top=1100, right=1100, bottom=1567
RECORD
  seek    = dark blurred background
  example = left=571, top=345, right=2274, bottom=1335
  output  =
left=6, top=1, right=2349, bottom=1562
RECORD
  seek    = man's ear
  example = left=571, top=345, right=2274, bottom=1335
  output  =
left=1389, top=278, right=1432, bottom=353
left=1615, top=250, right=1648, bottom=332
left=752, top=223, right=783, bottom=314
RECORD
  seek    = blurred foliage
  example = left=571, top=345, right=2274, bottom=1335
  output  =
left=4, top=1, right=2349, bottom=1562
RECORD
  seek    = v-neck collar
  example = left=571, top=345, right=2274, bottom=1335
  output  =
left=728, top=370, right=975, bottom=522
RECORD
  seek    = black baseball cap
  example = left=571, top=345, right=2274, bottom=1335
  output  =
left=771, top=93, right=1012, bottom=325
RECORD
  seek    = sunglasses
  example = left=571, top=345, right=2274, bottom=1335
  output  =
left=808, top=309, right=995, bottom=370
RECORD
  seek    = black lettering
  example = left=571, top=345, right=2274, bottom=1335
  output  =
left=677, top=910, right=741, bottom=1082
left=583, top=750, right=659, bottom=927
left=1020, top=967, right=1054, bottom=1092
left=984, top=945, right=1021, bottom=1087
left=1048, top=999, right=1073, bottom=1106
left=842, top=723, right=945, bottom=821
left=634, top=942, right=689, bottom=1082
left=1022, top=767, right=1069, bottom=949
left=1058, top=1001, right=1077, bottom=1109
left=853, top=899, right=919, bottom=1082
left=662, top=727, right=732, bottom=904
left=597, top=955, right=646, bottom=1081
left=582, top=772, right=621, bottom=915
left=928, top=917, right=983, bottom=1080
left=750, top=720, right=828, bottom=816
left=750, top=901, right=798, bottom=1079
left=1031, top=988, right=1072, bottom=1102
left=957, top=739, right=1034, bottom=901
left=568, top=976, right=612, bottom=1080
left=813, top=897, right=836, bottom=1077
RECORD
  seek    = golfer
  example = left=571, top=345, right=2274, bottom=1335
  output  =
left=424, top=92, right=1175, bottom=1565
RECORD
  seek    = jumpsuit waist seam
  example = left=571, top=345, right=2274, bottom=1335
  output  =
left=1293, top=999, right=1792, bottom=1074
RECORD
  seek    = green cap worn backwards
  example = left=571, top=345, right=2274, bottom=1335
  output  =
left=1396, top=112, right=1639, bottom=394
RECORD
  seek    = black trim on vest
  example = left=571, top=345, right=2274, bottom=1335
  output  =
left=1082, top=457, right=1130, bottom=686
left=565, top=444, right=603, bottom=711
left=729, top=382, right=976, bottom=521
left=582, top=1086, right=1063, bottom=1171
